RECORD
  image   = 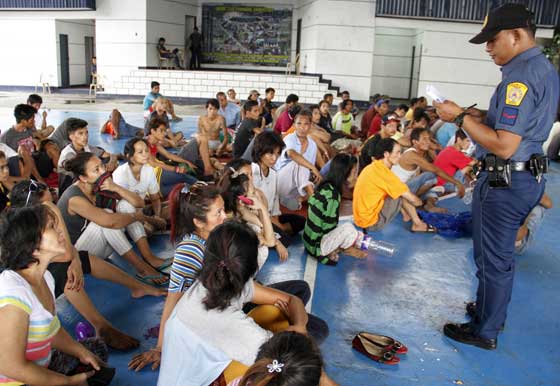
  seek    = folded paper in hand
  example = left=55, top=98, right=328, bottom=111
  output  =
left=426, top=85, right=446, bottom=103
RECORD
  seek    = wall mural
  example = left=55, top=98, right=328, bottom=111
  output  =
left=202, top=4, right=293, bottom=66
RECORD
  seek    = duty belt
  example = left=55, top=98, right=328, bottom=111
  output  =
left=480, top=159, right=530, bottom=172
left=479, top=154, right=548, bottom=185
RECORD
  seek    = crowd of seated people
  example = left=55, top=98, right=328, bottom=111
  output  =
left=0, top=85, right=557, bottom=386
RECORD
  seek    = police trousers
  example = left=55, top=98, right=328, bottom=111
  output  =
left=472, top=171, right=544, bottom=339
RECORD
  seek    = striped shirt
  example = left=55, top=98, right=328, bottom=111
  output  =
left=168, top=233, right=206, bottom=293
left=0, top=270, right=61, bottom=385
left=303, top=183, right=341, bottom=257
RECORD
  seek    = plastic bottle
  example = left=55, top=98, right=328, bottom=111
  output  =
left=357, top=235, right=397, bottom=257
left=75, top=321, right=95, bottom=341
left=462, top=189, right=473, bottom=205
left=462, top=180, right=476, bottom=205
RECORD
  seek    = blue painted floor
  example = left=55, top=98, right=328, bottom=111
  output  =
left=1, top=109, right=559, bottom=386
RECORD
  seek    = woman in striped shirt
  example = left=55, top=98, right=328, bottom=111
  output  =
left=128, top=182, right=226, bottom=372
left=0, top=206, right=103, bottom=385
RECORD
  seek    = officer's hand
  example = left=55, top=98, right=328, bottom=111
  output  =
left=456, top=182, right=466, bottom=198
left=433, top=101, right=463, bottom=123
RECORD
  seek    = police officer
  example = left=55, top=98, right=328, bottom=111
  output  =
left=434, top=3, right=559, bottom=350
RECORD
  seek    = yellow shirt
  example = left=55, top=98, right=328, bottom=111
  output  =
left=404, top=108, right=414, bottom=122
left=353, top=160, right=409, bottom=228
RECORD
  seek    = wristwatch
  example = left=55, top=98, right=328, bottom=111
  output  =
left=453, top=111, right=470, bottom=128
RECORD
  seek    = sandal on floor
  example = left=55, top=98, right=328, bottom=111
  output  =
left=318, top=255, right=338, bottom=266
left=152, top=257, right=173, bottom=274
left=352, top=335, right=399, bottom=365
left=135, top=273, right=169, bottom=287
left=411, top=223, right=437, bottom=233
left=321, top=258, right=338, bottom=266
left=358, top=332, right=408, bottom=354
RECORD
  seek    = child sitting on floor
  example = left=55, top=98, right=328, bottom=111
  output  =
left=251, top=132, right=306, bottom=245
left=145, top=117, right=198, bottom=197
left=144, top=97, right=185, bottom=147
left=218, top=159, right=286, bottom=266
left=303, top=154, right=367, bottom=265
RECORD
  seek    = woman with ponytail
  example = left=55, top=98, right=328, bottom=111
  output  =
left=128, top=181, right=226, bottom=372
left=218, top=159, right=289, bottom=265
left=158, top=221, right=331, bottom=386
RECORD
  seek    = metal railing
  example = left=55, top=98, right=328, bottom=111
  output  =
left=0, top=0, right=96, bottom=9
left=376, top=0, right=560, bottom=27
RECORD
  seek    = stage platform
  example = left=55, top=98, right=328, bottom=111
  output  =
left=102, top=68, right=337, bottom=104
left=0, top=109, right=559, bottom=386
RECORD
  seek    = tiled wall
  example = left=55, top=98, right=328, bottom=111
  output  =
left=103, top=69, right=333, bottom=104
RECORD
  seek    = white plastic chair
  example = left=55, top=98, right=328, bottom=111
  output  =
left=89, top=73, right=104, bottom=97
left=35, top=73, right=53, bottom=94
left=158, top=56, right=173, bottom=69
left=158, top=49, right=184, bottom=69
left=285, top=54, right=301, bottom=76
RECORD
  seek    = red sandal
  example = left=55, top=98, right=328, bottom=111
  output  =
left=352, top=335, right=400, bottom=365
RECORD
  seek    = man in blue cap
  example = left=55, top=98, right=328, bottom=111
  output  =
left=435, top=3, right=559, bottom=350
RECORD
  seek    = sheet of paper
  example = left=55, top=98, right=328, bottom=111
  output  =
left=426, top=85, right=447, bottom=103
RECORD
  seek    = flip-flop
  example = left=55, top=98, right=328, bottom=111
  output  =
left=318, top=256, right=338, bottom=266
left=411, top=224, right=437, bottom=233
left=152, top=257, right=174, bottom=274
left=178, top=163, right=198, bottom=176
left=135, top=273, right=169, bottom=287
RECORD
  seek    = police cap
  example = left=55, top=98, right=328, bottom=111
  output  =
left=469, top=3, right=534, bottom=44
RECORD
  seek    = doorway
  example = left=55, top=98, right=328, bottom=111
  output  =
left=296, top=18, right=302, bottom=58
left=84, top=36, right=95, bottom=84
left=411, top=44, right=423, bottom=100
left=59, top=34, right=70, bottom=87
left=295, top=18, right=302, bottom=73
left=184, top=15, right=197, bottom=69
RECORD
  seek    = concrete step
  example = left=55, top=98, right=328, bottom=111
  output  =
left=103, top=69, right=336, bottom=104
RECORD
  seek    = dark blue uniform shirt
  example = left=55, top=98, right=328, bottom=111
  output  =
left=477, top=46, right=559, bottom=161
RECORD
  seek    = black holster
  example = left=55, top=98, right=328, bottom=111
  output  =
left=484, top=154, right=511, bottom=188
left=528, top=153, right=548, bottom=179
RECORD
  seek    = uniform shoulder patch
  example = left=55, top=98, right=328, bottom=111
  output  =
left=505, top=82, right=528, bottom=106
left=499, top=107, right=518, bottom=126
